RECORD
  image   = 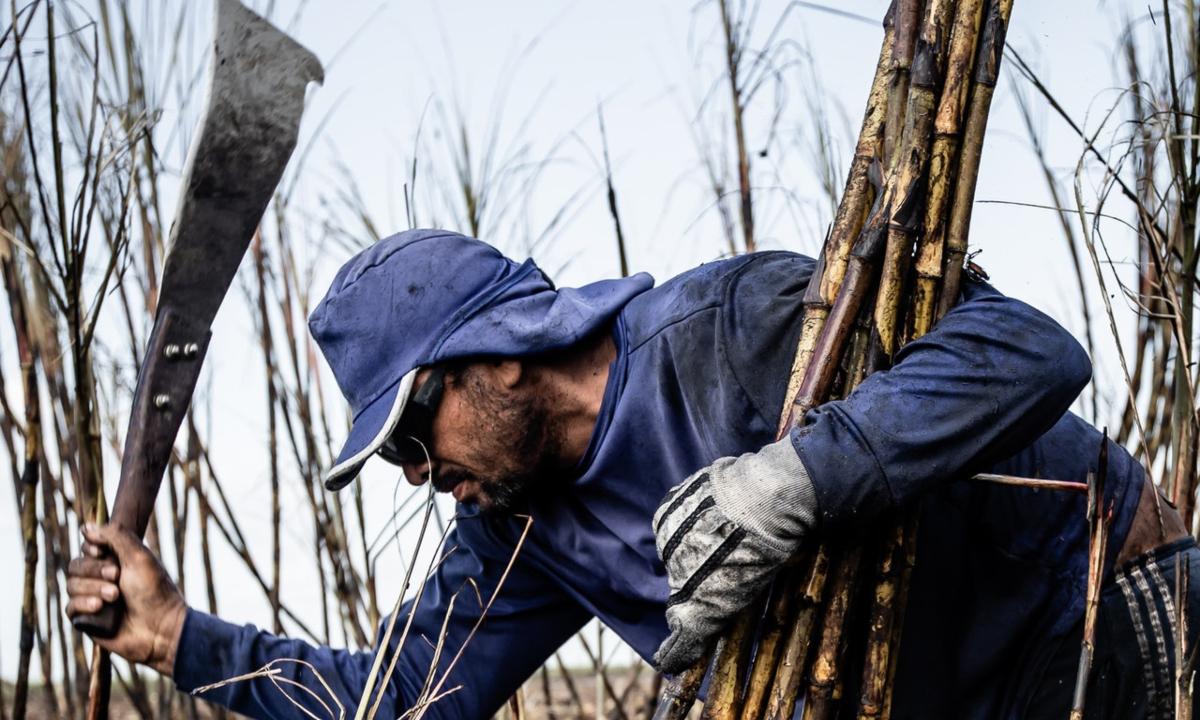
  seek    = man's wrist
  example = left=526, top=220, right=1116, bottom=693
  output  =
left=151, top=602, right=188, bottom=676
left=709, top=437, right=817, bottom=549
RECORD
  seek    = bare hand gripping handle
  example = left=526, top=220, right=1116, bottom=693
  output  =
left=72, top=310, right=210, bottom=638
left=70, top=0, right=322, bottom=640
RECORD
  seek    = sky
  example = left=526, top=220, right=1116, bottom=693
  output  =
left=0, top=0, right=1174, bottom=688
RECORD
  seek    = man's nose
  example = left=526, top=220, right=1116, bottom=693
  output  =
left=402, top=460, right=433, bottom=487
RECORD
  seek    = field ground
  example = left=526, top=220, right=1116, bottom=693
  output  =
left=6, top=665, right=686, bottom=719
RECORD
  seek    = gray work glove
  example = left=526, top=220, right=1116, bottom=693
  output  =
left=651, top=437, right=817, bottom=674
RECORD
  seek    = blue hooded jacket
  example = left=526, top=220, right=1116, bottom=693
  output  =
left=174, top=242, right=1141, bottom=719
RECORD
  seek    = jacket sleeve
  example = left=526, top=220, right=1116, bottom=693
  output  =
left=790, top=278, right=1092, bottom=529
left=173, top=514, right=590, bottom=719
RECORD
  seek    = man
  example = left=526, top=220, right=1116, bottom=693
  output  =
left=68, top=229, right=1197, bottom=719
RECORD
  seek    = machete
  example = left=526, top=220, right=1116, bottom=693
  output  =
left=73, top=0, right=323, bottom=638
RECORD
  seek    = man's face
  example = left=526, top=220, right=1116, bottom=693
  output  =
left=396, top=362, right=560, bottom=515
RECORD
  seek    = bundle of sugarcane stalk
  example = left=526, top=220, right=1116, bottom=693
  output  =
left=652, top=0, right=1015, bottom=717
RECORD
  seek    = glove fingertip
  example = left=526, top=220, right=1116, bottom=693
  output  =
left=654, top=636, right=702, bottom=676
left=652, top=635, right=678, bottom=673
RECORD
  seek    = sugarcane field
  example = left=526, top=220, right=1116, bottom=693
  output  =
left=5, top=0, right=1200, bottom=717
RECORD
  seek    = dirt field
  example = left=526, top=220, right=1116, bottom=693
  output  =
left=8, top=666, right=687, bottom=719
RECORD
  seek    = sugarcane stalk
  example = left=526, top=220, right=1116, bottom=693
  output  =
left=802, top=545, right=866, bottom=720
left=828, top=1, right=906, bottom=288
left=794, top=2, right=958, bottom=718
left=715, top=315, right=872, bottom=720
left=1070, top=434, right=1111, bottom=720
left=855, top=520, right=908, bottom=720
left=668, top=8, right=904, bottom=719
left=763, top=547, right=832, bottom=720
left=801, top=315, right=876, bottom=720
left=878, top=512, right=919, bottom=719
left=1177, top=551, right=1194, bottom=720
left=747, top=5, right=919, bottom=720
left=868, top=18, right=1017, bottom=710
left=6, top=242, right=41, bottom=720
left=857, top=4, right=986, bottom=716
left=937, top=0, right=1015, bottom=317
left=883, top=0, right=924, bottom=172
left=910, top=0, right=985, bottom=340
left=871, top=4, right=1015, bottom=711
left=703, top=613, right=755, bottom=717
left=871, top=0, right=957, bottom=359
left=886, top=17, right=1016, bottom=703
left=789, top=0, right=941, bottom=502
left=738, top=568, right=798, bottom=719
left=784, top=7, right=899, bottom=414
left=651, top=657, right=710, bottom=720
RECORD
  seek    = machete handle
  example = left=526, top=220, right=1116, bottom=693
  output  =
left=71, top=308, right=211, bottom=639
left=71, top=597, right=125, bottom=640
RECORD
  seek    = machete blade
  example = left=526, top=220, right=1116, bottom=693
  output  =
left=73, top=0, right=323, bottom=639
left=159, top=0, right=323, bottom=327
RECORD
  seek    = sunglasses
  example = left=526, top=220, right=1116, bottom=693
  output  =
left=378, top=366, right=447, bottom=466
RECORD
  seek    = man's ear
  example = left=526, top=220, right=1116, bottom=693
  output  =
left=492, top=359, right=524, bottom=390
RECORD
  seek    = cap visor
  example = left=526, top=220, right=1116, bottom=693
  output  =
left=323, top=368, right=418, bottom=490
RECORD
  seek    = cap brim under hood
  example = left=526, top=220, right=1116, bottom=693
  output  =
left=315, top=231, right=655, bottom=491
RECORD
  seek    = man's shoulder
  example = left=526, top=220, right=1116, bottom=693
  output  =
left=621, top=251, right=814, bottom=350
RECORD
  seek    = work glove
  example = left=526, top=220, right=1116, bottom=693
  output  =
left=651, top=437, right=817, bottom=674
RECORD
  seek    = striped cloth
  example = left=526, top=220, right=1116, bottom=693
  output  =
left=1028, top=538, right=1199, bottom=719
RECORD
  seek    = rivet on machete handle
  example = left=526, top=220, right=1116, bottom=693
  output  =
left=70, top=0, right=323, bottom=639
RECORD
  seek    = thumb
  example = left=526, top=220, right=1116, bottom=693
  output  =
left=654, top=624, right=705, bottom=675
left=83, top=522, right=143, bottom=561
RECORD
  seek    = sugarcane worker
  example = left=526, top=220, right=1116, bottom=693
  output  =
left=67, top=229, right=1197, bottom=719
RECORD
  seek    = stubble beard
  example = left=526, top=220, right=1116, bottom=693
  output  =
left=456, top=371, right=563, bottom=517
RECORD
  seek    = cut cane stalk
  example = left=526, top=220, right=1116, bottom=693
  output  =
left=937, top=0, right=1015, bottom=317
left=702, top=613, right=755, bottom=718
left=878, top=512, right=919, bottom=719
left=801, top=546, right=866, bottom=720
left=739, top=566, right=799, bottom=719
left=858, top=3, right=986, bottom=715
left=651, top=659, right=710, bottom=720
left=753, top=4, right=924, bottom=720
left=668, top=8, right=905, bottom=720
left=856, top=520, right=908, bottom=720
left=871, top=0, right=956, bottom=361
left=781, top=10, right=899, bottom=418
left=802, top=321, right=876, bottom=720
left=791, top=3, right=957, bottom=719
left=865, top=5, right=1016, bottom=717
left=1069, top=436, right=1111, bottom=720
left=882, top=0, right=924, bottom=174
left=910, top=0, right=985, bottom=341
left=774, top=293, right=878, bottom=720
left=763, top=547, right=832, bottom=720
